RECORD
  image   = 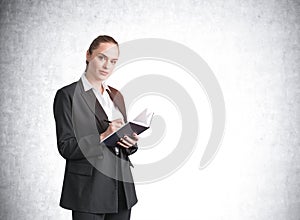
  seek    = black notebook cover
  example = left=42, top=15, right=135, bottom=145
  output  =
left=101, top=121, right=150, bottom=146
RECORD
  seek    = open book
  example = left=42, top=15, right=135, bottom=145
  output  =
left=101, top=108, right=154, bottom=146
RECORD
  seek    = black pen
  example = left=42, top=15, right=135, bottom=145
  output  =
left=104, top=119, right=112, bottom=123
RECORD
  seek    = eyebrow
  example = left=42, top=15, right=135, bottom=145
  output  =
left=97, top=53, right=118, bottom=60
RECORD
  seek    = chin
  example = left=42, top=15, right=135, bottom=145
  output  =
left=96, top=73, right=107, bottom=80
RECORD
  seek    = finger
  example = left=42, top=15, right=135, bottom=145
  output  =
left=112, top=118, right=124, bottom=125
left=111, top=121, right=123, bottom=130
left=108, top=124, right=119, bottom=133
left=129, top=133, right=139, bottom=141
left=117, top=141, right=130, bottom=148
left=123, top=136, right=136, bottom=145
left=120, top=137, right=133, bottom=146
left=112, top=123, right=122, bottom=130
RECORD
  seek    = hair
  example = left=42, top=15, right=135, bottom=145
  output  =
left=86, top=35, right=119, bottom=65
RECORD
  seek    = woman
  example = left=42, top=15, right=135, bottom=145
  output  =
left=53, top=35, right=139, bottom=220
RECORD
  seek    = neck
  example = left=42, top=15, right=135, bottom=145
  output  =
left=85, top=70, right=104, bottom=94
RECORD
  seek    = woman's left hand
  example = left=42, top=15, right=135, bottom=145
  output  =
left=117, top=133, right=139, bottom=148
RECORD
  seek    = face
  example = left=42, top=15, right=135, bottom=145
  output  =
left=86, top=42, right=119, bottom=81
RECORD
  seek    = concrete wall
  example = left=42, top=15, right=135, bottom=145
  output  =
left=0, top=0, right=299, bottom=219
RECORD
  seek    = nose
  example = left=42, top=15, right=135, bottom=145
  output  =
left=103, top=60, right=109, bottom=69
left=103, top=59, right=114, bottom=70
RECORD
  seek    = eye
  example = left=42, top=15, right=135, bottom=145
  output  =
left=111, top=60, right=117, bottom=65
left=98, top=55, right=104, bottom=61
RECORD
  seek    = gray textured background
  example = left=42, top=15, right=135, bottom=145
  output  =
left=0, top=0, right=299, bottom=219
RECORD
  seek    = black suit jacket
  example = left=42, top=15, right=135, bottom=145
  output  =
left=53, top=78, right=138, bottom=213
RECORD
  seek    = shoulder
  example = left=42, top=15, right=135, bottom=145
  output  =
left=57, top=81, right=78, bottom=95
left=54, top=80, right=80, bottom=105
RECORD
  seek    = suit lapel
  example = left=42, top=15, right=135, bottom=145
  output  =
left=107, top=86, right=127, bottom=123
left=78, top=78, right=127, bottom=123
left=79, top=79, right=108, bottom=122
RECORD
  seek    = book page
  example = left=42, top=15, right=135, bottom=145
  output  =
left=133, top=108, right=154, bottom=126
left=101, top=109, right=154, bottom=143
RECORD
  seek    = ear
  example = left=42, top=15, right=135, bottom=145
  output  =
left=86, top=50, right=91, bottom=62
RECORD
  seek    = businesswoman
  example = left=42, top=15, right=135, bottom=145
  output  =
left=53, top=35, right=139, bottom=220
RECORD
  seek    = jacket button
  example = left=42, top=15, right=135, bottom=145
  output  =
left=98, top=155, right=104, bottom=159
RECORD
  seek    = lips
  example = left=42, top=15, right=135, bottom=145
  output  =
left=99, top=70, right=109, bottom=75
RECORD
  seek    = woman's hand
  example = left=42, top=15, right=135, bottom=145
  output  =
left=100, top=118, right=124, bottom=140
left=100, top=119, right=139, bottom=148
left=117, top=133, right=139, bottom=148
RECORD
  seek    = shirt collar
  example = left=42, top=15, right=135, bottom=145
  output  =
left=81, top=72, right=110, bottom=92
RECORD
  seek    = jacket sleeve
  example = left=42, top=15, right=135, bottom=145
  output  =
left=53, top=89, right=103, bottom=160
left=124, top=143, right=138, bottom=155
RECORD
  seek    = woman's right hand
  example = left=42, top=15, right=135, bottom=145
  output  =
left=100, top=118, right=124, bottom=140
